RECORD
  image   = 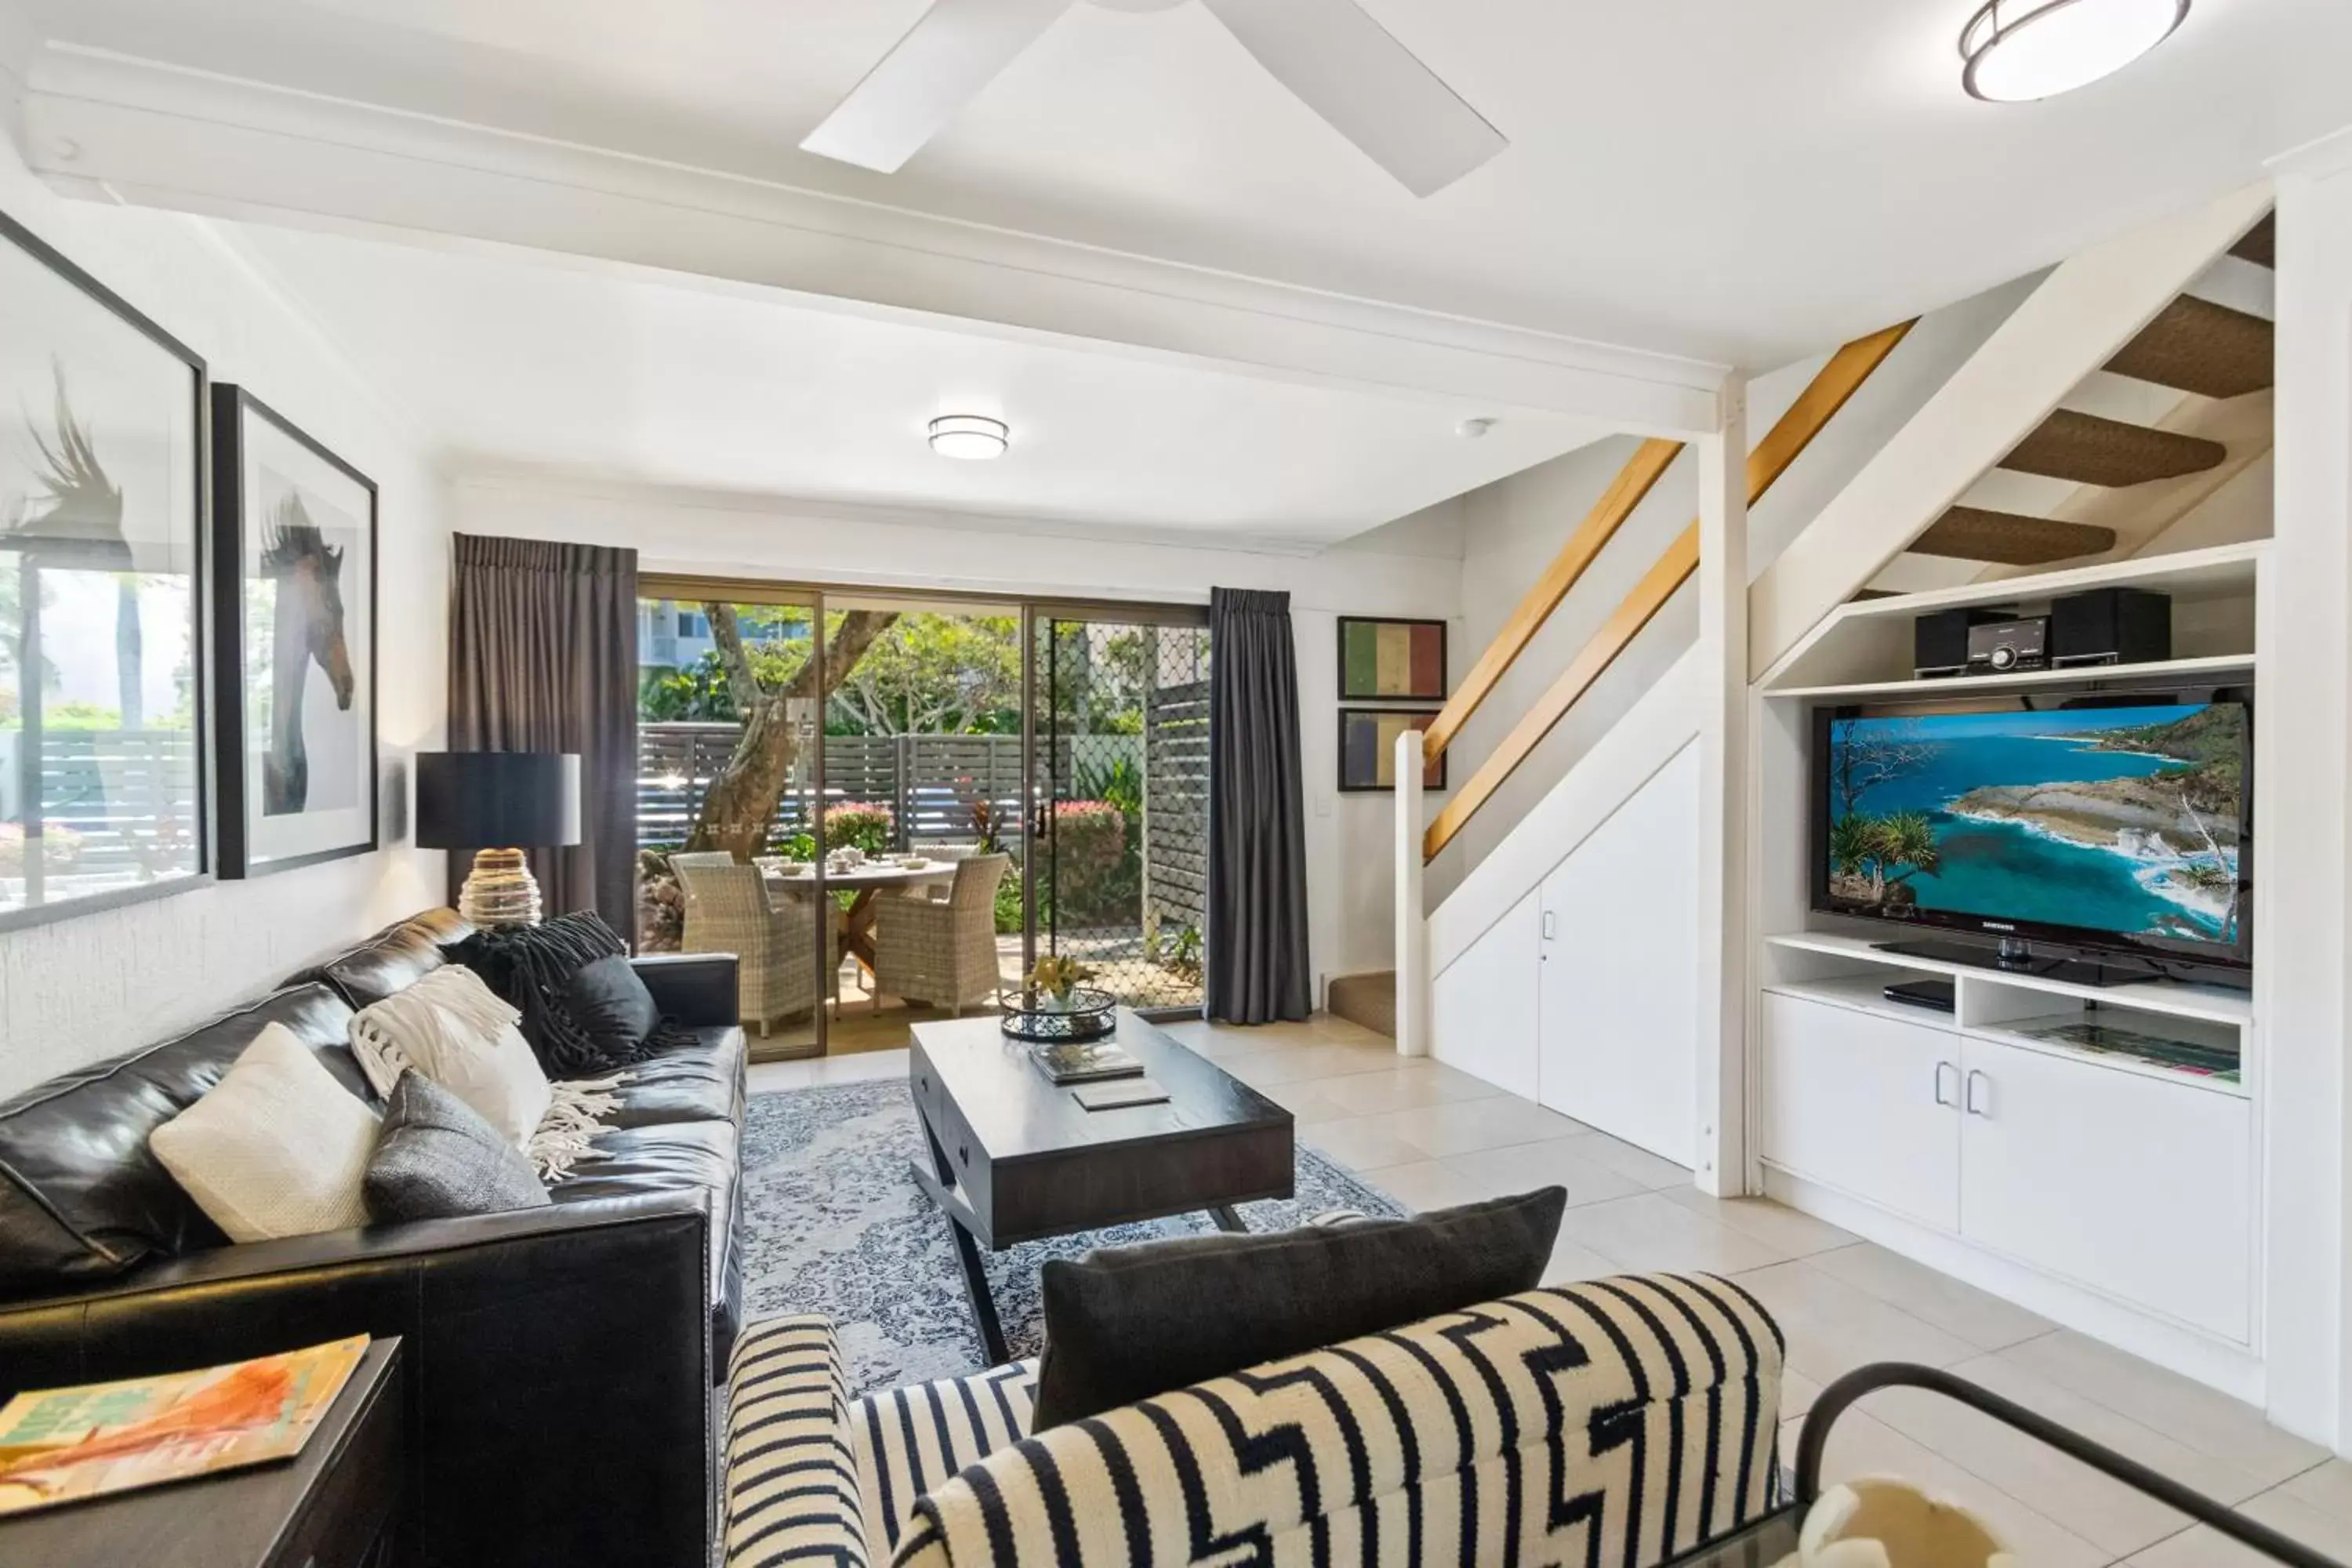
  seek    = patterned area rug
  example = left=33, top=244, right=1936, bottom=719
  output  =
left=738, top=1079, right=1406, bottom=1398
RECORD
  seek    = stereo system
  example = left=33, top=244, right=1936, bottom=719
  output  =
left=1915, top=588, right=2171, bottom=678
left=2051, top=586, right=2172, bottom=668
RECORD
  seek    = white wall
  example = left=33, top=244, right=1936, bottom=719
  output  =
left=1431, top=274, right=2042, bottom=902
left=450, top=476, right=1463, bottom=998
left=0, top=129, right=448, bottom=1098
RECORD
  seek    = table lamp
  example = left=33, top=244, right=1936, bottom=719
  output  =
left=414, top=751, right=582, bottom=927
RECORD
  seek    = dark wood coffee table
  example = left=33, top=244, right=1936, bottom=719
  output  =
left=909, top=1010, right=1294, bottom=1364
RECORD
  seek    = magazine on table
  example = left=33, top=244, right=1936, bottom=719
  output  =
left=1029, top=1041, right=1145, bottom=1084
left=0, top=1335, right=369, bottom=1517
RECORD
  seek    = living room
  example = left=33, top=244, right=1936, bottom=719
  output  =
left=4, top=3, right=2352, bottom=1566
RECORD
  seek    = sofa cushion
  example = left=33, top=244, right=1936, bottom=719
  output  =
left=608, top=1025, right=745, bottom=1131
left=349, top=966, right=554, bottom=1149
left=366, top=1071, right=552, bottom=1223
left=549, top=1116, right=742, bottom=1354
left=0, top=984, right=358, bottom=1299
left=285, top=909, right=472, bottom=1011
left=567, top=955, right=660, bottom=1062
left=150, top=1023, right=383, bottom=1243
left=1032, top=1185, right=1567, bottom=1428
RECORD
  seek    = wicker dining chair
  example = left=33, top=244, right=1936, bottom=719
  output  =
left=670, top=851, right=837, bottom=1036
left=873, top=853, right=1011, bottom=1014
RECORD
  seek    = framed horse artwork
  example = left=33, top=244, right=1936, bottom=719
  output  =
left=0, top=206, right=210, bottom=934
left=211, top=387, right=378, bottom=878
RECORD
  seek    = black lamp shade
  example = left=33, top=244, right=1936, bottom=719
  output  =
left=414, top=752, right=582, bottom=850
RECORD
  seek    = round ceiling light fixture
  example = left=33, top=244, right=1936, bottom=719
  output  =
left=1961, top=0, right=2189, bottom=102
left=928, top=414, right=1009, bottom=460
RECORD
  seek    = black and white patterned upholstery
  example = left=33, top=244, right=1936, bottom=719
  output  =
left=725, top=1316, right=871, bottom=1567
left=724, top=1272, right=1784, bottom=1568
left=853, top=1360, right=1039, bottom=1557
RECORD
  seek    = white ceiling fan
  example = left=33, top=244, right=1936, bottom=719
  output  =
left=800, top=0, right=1507, bottom=198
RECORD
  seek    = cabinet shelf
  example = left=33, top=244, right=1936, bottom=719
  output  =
left=1762, top=931, right=2253, bottom=1026
left=1764, top=653, right=2254, bottom=703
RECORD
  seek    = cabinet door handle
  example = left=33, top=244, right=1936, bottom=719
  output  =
left=1540, top=910, right=1557, bottom=940
left=1964, top=1069, right=1990, bottom=1117
left=1933, top=1061, right=1958, bottom=1108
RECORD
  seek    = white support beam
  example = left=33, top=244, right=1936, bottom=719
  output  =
left=15, top=44, right=1727, bottom=437
left=1692, top=379, right=1748, bottom=1196
left=2262, top=122, right=2352, bottom=1453
left=1749, top=181, right=2275, bottom=677
left=1393, top=727, right=1429, bottom=1059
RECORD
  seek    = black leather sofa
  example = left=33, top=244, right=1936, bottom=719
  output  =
left=0, top=909, right=745, bottom=1568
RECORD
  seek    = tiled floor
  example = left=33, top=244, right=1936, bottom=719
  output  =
left=748, top=1015, right=2350, bottom=1565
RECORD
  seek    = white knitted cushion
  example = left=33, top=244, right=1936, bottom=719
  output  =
left=149, top=1024, right=380, bottom=1242
left=347, top=965, right=552, bottom=1149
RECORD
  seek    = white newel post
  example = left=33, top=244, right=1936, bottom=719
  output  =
left=1693, top=376, right=1749, bottom=1197
left=1393, top=728, right=1429, bottom=1058
left=2263, top=133, right=2352, bottom=1452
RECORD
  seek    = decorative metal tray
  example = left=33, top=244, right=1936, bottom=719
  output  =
left=999, top=987, right=1117, bottom=1043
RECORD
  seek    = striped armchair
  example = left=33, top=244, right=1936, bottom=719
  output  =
left=672, top=851, right=837, bottom=1037
left=724, top=1272, right=1784, bottom=1568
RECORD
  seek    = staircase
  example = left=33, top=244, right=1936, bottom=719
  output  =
left=1882, top=211, right=2276, bottom=586
left=1325, top=971, right=1397, bottom=1037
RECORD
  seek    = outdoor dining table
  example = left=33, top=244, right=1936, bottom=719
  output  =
left=759, top=859, right=958, bottom=975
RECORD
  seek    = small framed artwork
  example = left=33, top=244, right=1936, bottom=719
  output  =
left=1338, top=615, right=1446, bottom=703
left=1338, top=709, right=1446, bottom=793
left=211, top=385, right=378, bottom=878
left=0, top=206, right=210, bottom=934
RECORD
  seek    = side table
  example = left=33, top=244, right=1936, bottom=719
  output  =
left=0, top=1336, right=406, bottom=1568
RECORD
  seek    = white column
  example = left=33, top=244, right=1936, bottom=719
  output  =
left=1393, top=728, right=1429, bottom=1058
left=2264, top=130, right=2352, bottom=1450
left=1692, top=377, right=1749, bottom=1197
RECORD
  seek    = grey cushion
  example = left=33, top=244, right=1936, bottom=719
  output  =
left=364, top=1071, right=551, bottom=1223
left=565, top=954, right=659, bottom=1060
left=1031, top=1185, right=1567, bottom=1429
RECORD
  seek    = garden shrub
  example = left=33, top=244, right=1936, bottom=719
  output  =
left=822, top=801, right=895, bottom=855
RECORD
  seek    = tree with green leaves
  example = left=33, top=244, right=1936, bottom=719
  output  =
left=681, top=604, right=900, bottom=860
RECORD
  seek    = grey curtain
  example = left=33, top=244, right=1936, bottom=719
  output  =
left=446, top=534, right=638, bottom=935
left=1206, top=586, right=1312, bottom=1025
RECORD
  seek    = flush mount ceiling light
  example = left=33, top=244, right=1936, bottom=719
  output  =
left=1961, top=0, right=2189, bottom=102
left=928, top=414, right=1009, bottom=460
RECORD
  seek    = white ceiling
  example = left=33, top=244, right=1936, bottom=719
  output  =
left=31, top=0, right=2352, bottom=367
left=227, top=221, right=1599, bottom=543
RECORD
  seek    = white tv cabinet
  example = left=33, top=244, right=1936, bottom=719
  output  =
left=1748, top=542, right=2267, bottom=1399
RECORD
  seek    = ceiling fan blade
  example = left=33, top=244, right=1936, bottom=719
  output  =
left=1200, top=0, right=1506, bottom=197
left=802, top=0, right=1081, bottom=173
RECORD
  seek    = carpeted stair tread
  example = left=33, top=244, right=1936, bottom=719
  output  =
left=1911, top=506, right=2118, bottom=566
left=2230, top=213, right=2275, bottom=270
left=2002, top=408, right=2227, bottom=488
left=1326, top=971, right=1396, bottom=1037
left=2105, top=296, right=2274, bottom=399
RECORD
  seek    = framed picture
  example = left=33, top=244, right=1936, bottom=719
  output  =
left=1338, top=709, right=1446, bottom=793
left=211, top=386, right=377, bottom=878
left=1338, top=615, right=1446, bottom=702
left=0, top=207, right=210, bottom=933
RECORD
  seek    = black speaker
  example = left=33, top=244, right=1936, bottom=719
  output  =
left=2051, top=588, right=2171, bottom=668
left=1915, top=606, right=2018, bottom=677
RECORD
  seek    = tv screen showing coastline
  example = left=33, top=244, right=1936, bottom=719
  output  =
left=1822, top=702, right=2245, bottom=949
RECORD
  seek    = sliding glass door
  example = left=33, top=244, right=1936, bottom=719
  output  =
left=1031, top=610, right=1210, bottom=1017
left=635, top=580, right=1207, bottom=1054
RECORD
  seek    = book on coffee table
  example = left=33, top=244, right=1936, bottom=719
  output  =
left=0, top=1335, right=369, bottom=1517
left=1029, top=1041, right=1145, bottom=1084
left=1073, top=1077, right=1171, bottom=1111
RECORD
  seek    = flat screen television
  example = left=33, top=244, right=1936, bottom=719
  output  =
left=1809, top=694, right=2251, bottom=976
